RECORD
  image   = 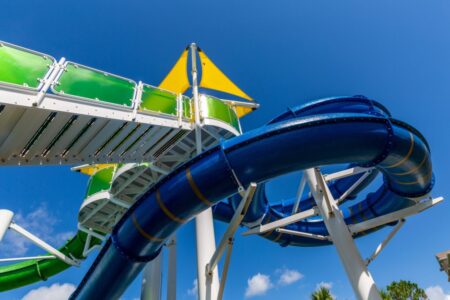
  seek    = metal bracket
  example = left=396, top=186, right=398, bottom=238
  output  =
left=242, top=207, right=319, bottom=236
left=34, top=57, right=66, bottom=107
left=131, top=81, right=144, bottom=121
left=365, top=219, right=405, bottom=266
left=205, top=183, right=257, bottom=300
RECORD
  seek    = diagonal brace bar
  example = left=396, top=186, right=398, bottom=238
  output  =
left=365, top=219, right=405, bottom=266
left=206, top=183, right=257, bottom=275
left=242, top=207, right=318, bottom=236
left=9, top=222, right=79, bottom=266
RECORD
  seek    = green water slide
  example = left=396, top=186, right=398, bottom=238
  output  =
left=0, top=232, right=101, bottom=291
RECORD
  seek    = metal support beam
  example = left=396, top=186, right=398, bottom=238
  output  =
left=217, top=240, right=233, bottom=300
left=35, top=57, right=66, bottom=106
left=242, top=207, right=318, bottom=236
left=132, top=81, right=144, bottom=120
left=305, top=168, right=382, bottom=300
left=0, top=209, right=13, bottom=241
left=205, top=183, right=256, bottom=300
left=336, top=170, right=373, bottom=204
left=366, top=219, right=405, bottom=266
left=207, top=183, right=256, bottom=274
left=195, top=210, right=219, bottom=300
left=349, top=197, right=443, bottom=234
left=0, top=255, right=56, bottom=263
left=9, top=222, right=79, bottom=266
left=275, top=228, right=330, bottom=241
left=191, top=42, right=220, bottom=300
left=167, top=235, right=177, bottom=300
left=292, top=173, right=306, bottom=214
left=141, top=251, right=162, bottom=300
left=191, top=43, right=202, bottom=153
left=324, top=167, right=373, bottom=182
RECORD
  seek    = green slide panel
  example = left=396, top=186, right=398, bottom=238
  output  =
left=202, top=95, right=240, bottom=132
left=85, top=165, right=116, bottom=197
left=53, top=62, right=136, bottom=107
left=0, top=41, right=54, bottom=89
left=140, top=85, right=178, bottom=116
left=183, top=96, right=192, bottom=120
left=0, top=232, right=101, bottom=292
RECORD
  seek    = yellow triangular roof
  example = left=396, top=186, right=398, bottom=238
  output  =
left=159, top=49, right=190, bottom=94
left=198, top=49, right=255, bottom=117
left=159, top=46, right=257, bottom=117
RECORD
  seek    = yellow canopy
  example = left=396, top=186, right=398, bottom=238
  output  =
left=198, top=50, right=255, bottom=117
left=159, top=46, right=256, bottom=118
left=159, top=49, right=190, bottom=94
left=74, top=164, right=116, bottom=176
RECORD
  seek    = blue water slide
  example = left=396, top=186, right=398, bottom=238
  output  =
left=71, top=96, right=433, bottom=299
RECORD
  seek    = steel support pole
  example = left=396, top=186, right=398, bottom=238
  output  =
left=190, top=43, right=220, bottom=300
left=304, top=168, right=382, bottom=300
left=141, top=252, right=162, bottom=300
left=9, top=222, right=79, bottom=266
left=0, top=209, right=13, bottom=242
left=167, top=236, right=177, bottom=300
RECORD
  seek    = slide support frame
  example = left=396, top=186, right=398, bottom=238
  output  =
left=305, top=167, right=382, bottom=300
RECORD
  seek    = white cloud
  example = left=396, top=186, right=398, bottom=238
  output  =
left=0, top=205, right=73, bottom=256
left=22, top=283, right=75, bottom=300
left=277, top=268, right=303, bottom=286
left=426, top=285, right=450, bottom=300
left=245, top=273, right=273, bottom=298
left=187, top=279, right=198, bottom=296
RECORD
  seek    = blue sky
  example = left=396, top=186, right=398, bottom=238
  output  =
left=1, top=0, right=450, bottom=299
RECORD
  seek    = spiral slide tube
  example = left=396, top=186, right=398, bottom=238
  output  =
left=70, top=96, right=433, bottom=299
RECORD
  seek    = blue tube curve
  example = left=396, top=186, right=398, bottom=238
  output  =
left=71, top=96, right=433, bottom=299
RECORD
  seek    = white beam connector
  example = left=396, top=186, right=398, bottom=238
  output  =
left=324, top=167, right=374, bottom=182
left=34, top=57, right=66, bottom=107
left=177, top=94, right=183, bottom=127
left=242, top=207, right=319, bottom=236
left=77, top=224, right=107, bottom=241
left=207, top=182, right=257, bottom=275
left=312, top=169, right=335, bottom=216
left=365, top=219, right=405, bottom=266
left=349, top=197, right=443, bottom=235
left=275, top=228, right=330, bottom=241
left=9, top=222, right=79, bottom=266
left=0, top=209, right=13, bottom=241
left=132, top=81, right=144, bottom=121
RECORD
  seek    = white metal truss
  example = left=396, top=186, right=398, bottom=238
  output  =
left=240, top=166, right=443, bottom=300
left=77, top=124, right=234, bottom=235
left=305, top=167, right=382, bottom=300
left=0, top=80, right=235, bottom=167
